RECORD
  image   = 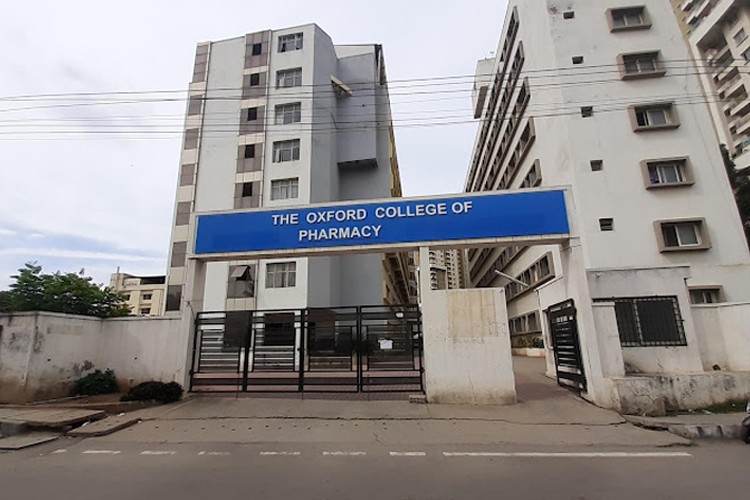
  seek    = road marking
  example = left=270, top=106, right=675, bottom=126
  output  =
left=198, top=451, right=231, bottom=456
left=51, top=449, right=67, bottom=454
left=390, top=451, right=426, bottom=457
left=141, top=451, right=177, bottom=456
left=322, top=451, right=367, bottom=456
left=82, top=450, right=121, bottom=455
left=442, top=452, right=693, bottom=458
left=259, top=451, right=302, bottom=456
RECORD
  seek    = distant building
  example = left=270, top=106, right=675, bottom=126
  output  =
left=418, top=249, right=466, bottom=291
left=109, top=273, right=166, bottom=316
left=670, top=0, right=750, bottom=171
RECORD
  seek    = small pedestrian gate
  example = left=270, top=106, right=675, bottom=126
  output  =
left=189, top=304, right=423, bottom=394
left=547, top=299, right=587, bottom=392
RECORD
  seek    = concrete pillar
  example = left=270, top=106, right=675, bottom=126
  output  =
left=179, top=257, right=207, bottom=390
left=419, top=247, right=516, bottom=405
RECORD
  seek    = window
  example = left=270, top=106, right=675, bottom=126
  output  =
left=608, top=6, right=651, bottom=31
left=171, top=241, right=187, bottom=267
left=689, top=287, right=721, bottom=304
left=279, top=33, right=303, bottom=53
left=247, top=107, right=258, bottom=121
left=572, top=56, right=584, bottom=65
left=165, top=285, right=182, bottom=312
left=276, top=68, right=302, bottom=88
left=187, top=96, right=203, bottom=115
left=599, top=218, right=614, bottom=231
left=273, top=139, right=300, bottom=162
left=590, top=160, right=603, bottom=171
left=266, top=262, right=296, bottom=288
left=252, top=42, right=262, bottom=56
left=656, top=219, right=711, bottom=252
left=642, top=158, right=693, bottom=188
left=140, top=308, right=151, bottom=315
left=631, top=104, right=679, bottom=131
left=249, top=73, right=260, bottom=86
left=275, top=102, right=302, bottom=124
left=123, top=294, right=130, bottom=301
left=620, top=52, right=664, bottom=79
left=142, top=293, right=152, bottom=301
left=184, top=128, right=199, bottom=150
left=271, top=178, right=299, bottom=200
left=521, top=160, right=542, bottom=188
left=227, top=265, right=255, bottom=299
left=175, top=201, right=191, bottom=226
left=734, top=28, right=747, bottom=45
left=581, top=106, right=593, bottom=117
left=241, top=182, right=254, bottom=198
left=563, top=11, right=575, bottom=19
left=244, top=144, right=255, bottom=159
left=598, top=296, right=687, bottom=347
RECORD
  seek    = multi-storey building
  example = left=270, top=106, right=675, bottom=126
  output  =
left=164, top=24, right=413, bottom=315
left=670, top=0, right=750, bottom=171
left=425, top=249, right=466, bottom=290
left=466, top=0, right=750, bottom=409
left=109, top=272, right=166, bottom=316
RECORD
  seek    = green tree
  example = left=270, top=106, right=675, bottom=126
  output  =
left=720, top=145, right=750, bottom=246
left=2, top=263, right=131, bottom=318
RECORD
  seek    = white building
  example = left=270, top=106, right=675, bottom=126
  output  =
left=164, top=24, right=413, bottom=315
left=670, top=0, right=750, bottom=171
left=467, top=0, right=750, bottom=413
left=425, top=249, right=466, bottom=290
left=109, top=273, right=166, bottom=316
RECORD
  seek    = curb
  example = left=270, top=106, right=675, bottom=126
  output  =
left=624, top=415, right=742, bottom=440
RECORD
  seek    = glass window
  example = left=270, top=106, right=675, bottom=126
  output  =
left=603, top=296, right=687, bottom=347
left=276, top=68, right=302, bottom=88
left=635, top=106, right=671, bottom=127
left=612, top=7, right=646, bottom=28
left=142, top=293, right=152, bottom=301
left=662, top=222, right=701, bottom=248
left=271, top=178, right=299, bottom=200
left=648, top=160, right=686, bottom=185
left=734, top=28, right=747, bottom=45
left=690, top=288, right=720, bottom=304
left=274, top=103, right=302, bottom=125
left=266, top=262, right=297, bottom=288
left=623, top=53, right=659, bottom=74
left=272, top=139, right=300, bottom=162
left=279, top=33, right=304, bottom=53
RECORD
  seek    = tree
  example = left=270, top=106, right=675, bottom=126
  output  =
left=2, top=263, right=131, bottom=318
left=720, top=145, right=750, bottom=246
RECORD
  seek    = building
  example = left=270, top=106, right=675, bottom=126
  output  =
left=670, top=0, right=750, bottom=171
left=466, top=0, right=750, bottom=412
left=109, top=273, right=166, bottom=316
left=423, top=249, right=466, bottom=290
left=164, top=24, right=413, bottom=315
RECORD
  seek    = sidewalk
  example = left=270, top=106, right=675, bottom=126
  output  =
left=625, top=413, right=746, bottom=440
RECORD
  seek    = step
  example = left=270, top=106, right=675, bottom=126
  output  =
left=67, top=415, right=141, bottom=437
left=0, top=432, right=60, bottom=450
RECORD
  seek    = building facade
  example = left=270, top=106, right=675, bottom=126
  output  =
left=424, top=249, right=466, bottom=290
left=670, top=0, right=750, bottom=171
left=109, top=273, right=166, bottom=316
left=164, top=24, right=412, bottom=315
left=467, top=0, right=750, bottom=412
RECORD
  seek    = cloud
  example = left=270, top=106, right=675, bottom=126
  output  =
left=0, top=228, right=17, bottom=236
left=0, top=247, right=162, bottom=262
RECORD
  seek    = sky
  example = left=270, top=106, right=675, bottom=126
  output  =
left=0, top=0, right=508, bottom=289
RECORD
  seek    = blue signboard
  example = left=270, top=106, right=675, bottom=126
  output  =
left=194, top=190, right=569, bottom=255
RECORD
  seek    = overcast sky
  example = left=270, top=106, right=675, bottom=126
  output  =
left=0, top=0, right=508, bottom=289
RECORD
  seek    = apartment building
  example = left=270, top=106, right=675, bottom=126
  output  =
left=109, top=273, right=166, bottom=316
left=424, top=249, right=466, bottom=290
left=164, top=24, right=413, bottom=315
left=467, top=0, right=750, bottom=410
left=670, top=0, right=750, bottom=171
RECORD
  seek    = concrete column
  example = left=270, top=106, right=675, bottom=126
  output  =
left=179, top=257, right=207, bottom=390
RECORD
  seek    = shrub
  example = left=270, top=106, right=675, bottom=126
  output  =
left=71, top=369, right=118, bottom=396
left=530, top=337, right=545, bottom=349
left=121, top=381, right=183, bottom=403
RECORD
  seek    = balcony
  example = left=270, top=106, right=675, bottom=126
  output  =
left=729, top=97, right=750, bottom=118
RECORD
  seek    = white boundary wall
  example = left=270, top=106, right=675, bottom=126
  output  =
left=0, top=312, right=183, bottom=403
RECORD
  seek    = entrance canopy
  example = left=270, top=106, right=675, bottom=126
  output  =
left=193, top=188, right=571, bottom=261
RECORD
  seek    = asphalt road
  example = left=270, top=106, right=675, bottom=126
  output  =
left=1, top=436, right=747, bottom=500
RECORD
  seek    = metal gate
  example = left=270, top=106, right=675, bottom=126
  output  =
left=189, top=304, right=423, bottom=394
left=547, top=299, right=586, bottom=392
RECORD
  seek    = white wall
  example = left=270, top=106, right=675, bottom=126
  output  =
left=0, top=312, right=183, bottom=403
left=692, top=301, right=750, bottom=371
left=421, top=284, right=516, bottom=405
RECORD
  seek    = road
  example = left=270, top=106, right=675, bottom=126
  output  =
left=1, top=425, right=747, bottom=500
